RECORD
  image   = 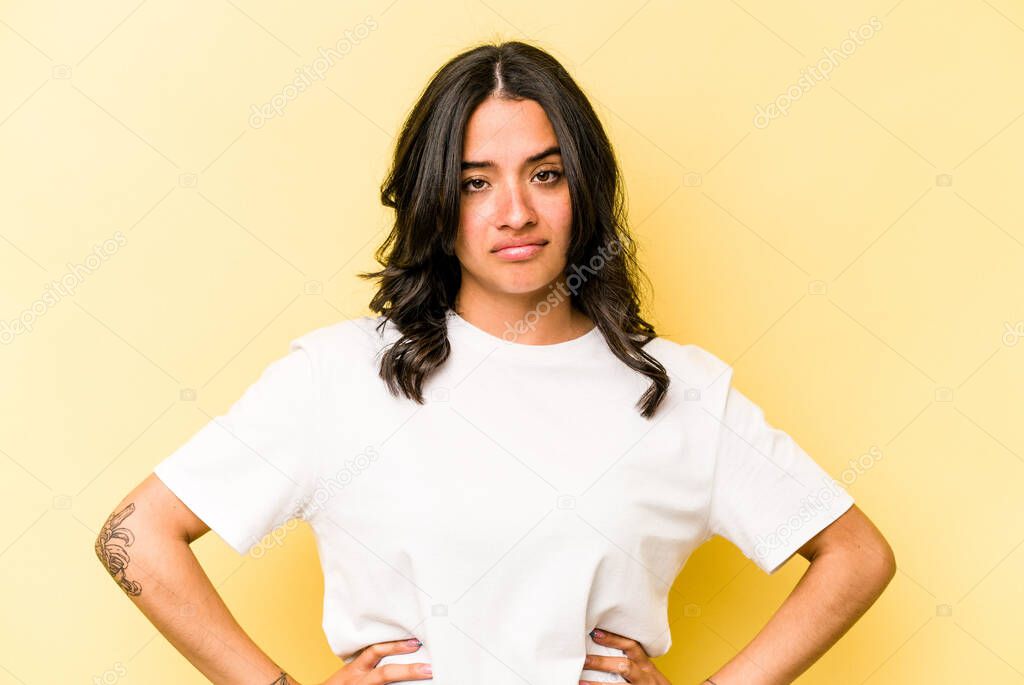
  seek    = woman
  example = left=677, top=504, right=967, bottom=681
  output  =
left=96, top=41, right=895, bottom=684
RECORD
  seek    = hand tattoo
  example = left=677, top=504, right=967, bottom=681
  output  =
left=95, top=502, right=143, bottom=596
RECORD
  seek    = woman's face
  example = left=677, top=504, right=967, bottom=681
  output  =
left=454, top=96, right=572, bottom=301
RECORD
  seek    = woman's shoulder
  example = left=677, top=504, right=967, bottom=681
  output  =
left=642, top=334, right=733, bottom=387
left=288, top=314, right=395, bottom=360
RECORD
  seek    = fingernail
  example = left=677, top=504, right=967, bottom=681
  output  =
left=406, top=638, right=421, bottom=647
left=419, top=664, right=432, bottom=674
left=592, top=629, right=605, bottom=638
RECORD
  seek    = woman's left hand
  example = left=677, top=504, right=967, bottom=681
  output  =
left=581, top=628, right=672, bottom=684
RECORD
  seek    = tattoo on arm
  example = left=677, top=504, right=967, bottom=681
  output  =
left=95, top=502, right=143, bottom=596
left=97, top=505, right=290, bottom=683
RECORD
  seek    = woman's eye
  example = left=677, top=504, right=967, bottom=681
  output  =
left=461, top=170, right=562, bottom=193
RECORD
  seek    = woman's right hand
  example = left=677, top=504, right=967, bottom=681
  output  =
left=317, top=638, right=433, bottom=684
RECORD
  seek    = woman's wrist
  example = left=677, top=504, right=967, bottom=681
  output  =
left=268, top=670, right=301, bottom=685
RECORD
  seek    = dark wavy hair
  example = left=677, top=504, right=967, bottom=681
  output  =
left=357, top=40, right=670, bottom=418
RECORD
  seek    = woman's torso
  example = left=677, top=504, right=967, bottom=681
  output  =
left=299, top=313, right=730, bottom=683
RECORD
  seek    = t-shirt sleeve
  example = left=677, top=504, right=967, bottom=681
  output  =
left=152, top=334, right=322, bottom=556
left=705, top=380, right=855, bottom=575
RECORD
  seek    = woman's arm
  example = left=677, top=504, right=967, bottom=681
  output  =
left=704, top=505, right=896, bottom=685
left=94, top=473, right=303, bottom=685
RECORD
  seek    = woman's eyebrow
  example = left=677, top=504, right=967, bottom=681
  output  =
left=461, top=145, right=561, bottom=170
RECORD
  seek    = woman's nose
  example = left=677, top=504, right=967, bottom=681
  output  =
left=495, top=183, right=536, bottom=229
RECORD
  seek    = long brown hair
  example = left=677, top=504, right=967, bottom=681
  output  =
left=357, top=40, right=670, bottom=418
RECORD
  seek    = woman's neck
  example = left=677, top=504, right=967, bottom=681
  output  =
left=451, top=295, right=593, bottom=346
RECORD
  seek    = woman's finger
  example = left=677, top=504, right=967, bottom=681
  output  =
left=368, top=661, right=434, bottom=683
left=350, top=638, right=423, bottom=671
left=582, top=653, right=633, bottom=680
left=591, top=628, right=650, bottom=663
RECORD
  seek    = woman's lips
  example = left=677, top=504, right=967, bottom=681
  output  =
left=492, top=243, right=546, bottom=261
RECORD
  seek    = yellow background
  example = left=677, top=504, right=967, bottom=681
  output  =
left=2, top=1, right=1023, bottom=683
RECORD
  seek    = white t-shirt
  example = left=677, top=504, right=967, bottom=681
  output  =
left=153, top=308, right=854, bottom=684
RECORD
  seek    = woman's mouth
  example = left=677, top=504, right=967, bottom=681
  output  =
left=492, top=242, right=547, bottom=261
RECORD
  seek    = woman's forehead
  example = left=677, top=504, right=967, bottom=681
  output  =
left=462, top=98, right=558, bottom=164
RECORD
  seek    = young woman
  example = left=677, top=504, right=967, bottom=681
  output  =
left=96, top=41, right=895, bottom=685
